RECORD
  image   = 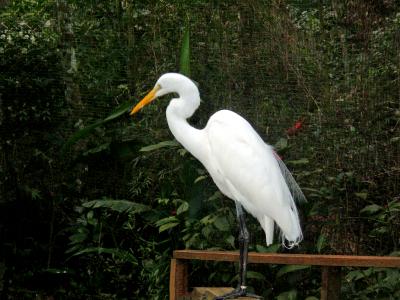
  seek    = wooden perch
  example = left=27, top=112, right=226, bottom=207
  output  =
left=170, top=250, right=400, bottom=300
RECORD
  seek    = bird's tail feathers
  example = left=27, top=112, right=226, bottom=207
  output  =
left=273, top=150, right=307, bottom=203
left=280, top=203, right=303, bottom=249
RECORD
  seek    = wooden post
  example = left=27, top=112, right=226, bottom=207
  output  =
left=170, top=258, right=188, bottom=300
left=321, top=266, right=341, bottom=300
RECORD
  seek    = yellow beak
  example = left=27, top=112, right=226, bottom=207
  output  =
left=130, top=85, right=160, bottom=115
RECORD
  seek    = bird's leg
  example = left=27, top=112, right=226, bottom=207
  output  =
left=237, top=203, right=249, bottom=290
left=214, top=202, right=263, bottom=300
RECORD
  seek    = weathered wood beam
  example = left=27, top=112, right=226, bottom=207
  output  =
left=173, top=250, right=400, bottom=268
left=170, top=258, right=188, bottom=300
left=321, top=266, right=341, bottom=300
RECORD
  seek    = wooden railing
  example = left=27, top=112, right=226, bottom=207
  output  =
left=170, top=250, right=400, bottom=300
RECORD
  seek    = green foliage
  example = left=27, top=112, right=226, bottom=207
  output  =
left=139, top=140, right=179, bottom=152
left=1, top=0, right=400, bottom=299
left=61, top=101, right=133, bottom=154
left=180, top=25, right=191, bottom=77
left=276, top=289, right=297, bottom=300
left=276, top=265, right=311, bottom=278
left=343, top=267, right=400, bottom=299
left=66, top=197, right=151, bottom=298
left=83, top=198, right=150, bottom=214
left=360, top=200, right=400, bottom=244
left=0, top=1, right=62, bottom=127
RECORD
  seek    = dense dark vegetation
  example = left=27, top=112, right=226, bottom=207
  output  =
left=0, top=0, right=399, bottom=299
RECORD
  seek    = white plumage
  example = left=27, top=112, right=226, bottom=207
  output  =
left=131, top=73, right=304, bottom=247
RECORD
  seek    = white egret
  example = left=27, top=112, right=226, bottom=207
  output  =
left=130, top=73, right=305, bottom=299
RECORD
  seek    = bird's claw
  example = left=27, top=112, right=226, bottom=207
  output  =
left=214, top=286, right=263, bottom=300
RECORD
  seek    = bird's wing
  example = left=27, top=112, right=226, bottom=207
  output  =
left=205, top=110, right=303, bottom=245
left=205, top=110, right=289, bottom=208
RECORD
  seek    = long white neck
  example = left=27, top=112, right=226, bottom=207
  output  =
left=166, top=90, right=207, bottom=163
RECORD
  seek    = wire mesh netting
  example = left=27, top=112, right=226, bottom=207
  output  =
left=1, top=0, right=399, bottom=250
left=1, top=0, right=400, bottom=298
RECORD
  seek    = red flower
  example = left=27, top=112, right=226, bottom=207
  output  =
left=294, top=120, right=302, bottom=130
left=287, top=119, right=304, bottom=135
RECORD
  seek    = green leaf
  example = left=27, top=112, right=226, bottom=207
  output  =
left=389, top=251, right=400, bottom=257
left=83, top=142, right=110, bottom=156
left=103, top=101, right=133, bottom=122
left=179, top=24, right=190, bottom=77
left=155, top=216, right=179, bottom=227
left=256, top=243, right=280, bottom=253
left=158, top=222, right=179, bottom=233
left=73, top=247, right=137, bottom=265
left=62, top=101, right=132, bottom=155
left=226, top=235, right=235, bottom=248
left=213, top=216, right=230, bottom=232
left=69, top=232, right=87, bottom=244
left=371, top=226, right=388, bottom=234
left=86, top=209, right=94, bottom=220
left=276, top=265, right=310, bottom=278
left=355, top=192, right=368, bottom=200
left=194, top=175, right=207, bottom=183
left=30, top=188, right=42, bottom=200
left=277, top=289, right=297, bottom=300
left=246, top=271, right=266, bottom=281
left=390, top=137, right=400, bottom=143
left=360, top=204, right=382, bottom=215
left=177, top=201, right=189, bottom=215
left=275, top=137, right=288, bottom=151
left=388, top=200, right=400, bottom=210
left=83, top=199, right=150, bottom=214
left=346, top=269, right=368, bottom=281
left=207, top=191, right=223, bottom=202
left=62, top=121, right=101, bottom=155
left=200, top=215, right=214, bottom=225
left=316, top=234, right=326, bottom=253
left=287, top=158, right=309, bottom=165
left=201, top=226, right=212, bottom=238
left=139, top=140, right=178, bottom=152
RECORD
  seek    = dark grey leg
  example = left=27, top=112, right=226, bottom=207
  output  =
left=237, top=202, right=249, bottom=289
left=214, top=201, right=262, bottom=300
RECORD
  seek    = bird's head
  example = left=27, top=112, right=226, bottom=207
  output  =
left=130, top=73, right=198, bottom=115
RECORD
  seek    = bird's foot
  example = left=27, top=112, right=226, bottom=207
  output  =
left=214, top=286, right=263, bottom=300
